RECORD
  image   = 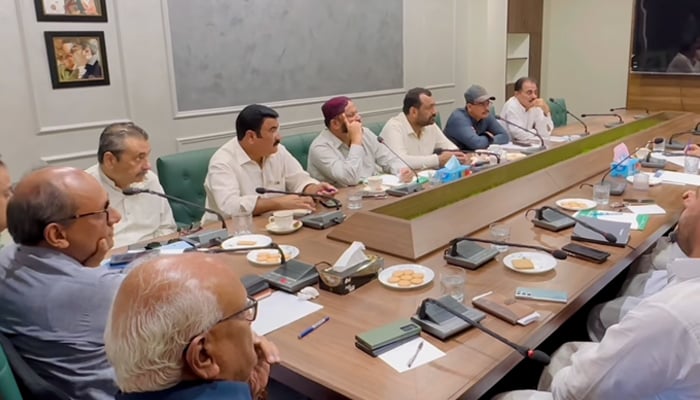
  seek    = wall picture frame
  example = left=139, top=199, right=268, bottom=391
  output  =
left=44, top=31, right=110, bottom=89
left=35, top=0, right=107, bottom=22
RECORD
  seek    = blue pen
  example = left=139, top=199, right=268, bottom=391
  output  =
left=298, top=316, right=330, bottom=339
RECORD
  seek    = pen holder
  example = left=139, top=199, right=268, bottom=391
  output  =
left=609, top=159, right=639, bottom=178
left=318, top=255, right=384, bottom=295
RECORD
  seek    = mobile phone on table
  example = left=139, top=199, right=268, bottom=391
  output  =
left=515, top=287, right=568, bottom=304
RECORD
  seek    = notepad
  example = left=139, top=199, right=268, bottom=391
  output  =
left=252, top=291, right=323, bottom=335
left=378, top=338, right=445, bottom=373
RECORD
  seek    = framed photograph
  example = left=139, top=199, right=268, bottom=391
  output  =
left=34, top=0, right=107, bottom=22
left=44, top=31, right=110, bottom=89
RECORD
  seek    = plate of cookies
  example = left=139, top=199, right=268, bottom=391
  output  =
left=503, top=252, right=557, bottom=274
left=221, top=234, right=273, bottom=251
left=378, top=264, right=435, bottom=290
left=555, top=198, right=597, bottom=211
left=246, top=245, right=299, bottom=266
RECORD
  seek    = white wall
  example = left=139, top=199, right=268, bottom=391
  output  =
left=542, top=0, right=634, bottom=114
left=0, top=0, right=508, bottom=180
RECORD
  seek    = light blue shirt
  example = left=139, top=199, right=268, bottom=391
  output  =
left=0, top=243, right=125, bottom=400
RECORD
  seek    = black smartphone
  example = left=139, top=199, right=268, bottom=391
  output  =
left=562, top=243, right=610, bottom=264
left=319, top=198, right=342, bottom=208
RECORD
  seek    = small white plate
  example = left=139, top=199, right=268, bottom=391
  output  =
left=362, top=184, right=389, bottom=193
left=555, top=198, right=597, bottom=211
left=503, top=252, right=557, bottom=274
left=626, top=172, right=663, bottom=186
left=265, top=220, right=303, bottom=235
left=246, top=245, right=299, bottom=266
left=221, top=234, right=272, bottom=250
left=378, top=264, right=435, bottom=290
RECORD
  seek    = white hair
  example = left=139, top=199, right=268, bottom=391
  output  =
left=104, top=263, right=223, bottom=393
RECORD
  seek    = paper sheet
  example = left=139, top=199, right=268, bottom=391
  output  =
left=657, top=171, right=700, bottom=186
left=655, top=154, right=686, bottom=168
left=575, top=210, right=647, bottom=230
left=626, top=204, right=667, bottom=215
left=252, top=291, right=323, bottom=335
left=378, top=337, right=445, bottom=373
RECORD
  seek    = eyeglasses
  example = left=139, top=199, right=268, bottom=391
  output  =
left=182, top=297, right=258, bottom=355
left=55, top=206, right=112, bottom=224
left=471, top=100, right=492, bottom=107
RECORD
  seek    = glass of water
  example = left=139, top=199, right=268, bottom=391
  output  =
left=231, top=211, right=253, bottom=236
left=593, top=182, right=610, bottom=206
left=440, top=266, right=466, bottom=302
left=685, top=156, right=700, bottom=175
left=489, top=222, right=511, bottom=252
left=652, top=137, right=665, bottom=153
left=347, top=191, right=363, bottom=210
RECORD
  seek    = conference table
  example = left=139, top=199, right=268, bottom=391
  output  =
left=122, top=110, right=698, bottom=399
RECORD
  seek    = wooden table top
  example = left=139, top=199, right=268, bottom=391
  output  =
left=117, top=111, right=697, bottom=400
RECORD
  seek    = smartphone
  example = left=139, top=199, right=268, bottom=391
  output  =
left=515, top=287, right=568, bottom=303
left=562, top=242, right=610, bottom=263
left=319, top=198, right=342, bottom=208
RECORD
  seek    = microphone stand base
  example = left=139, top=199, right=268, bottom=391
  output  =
left=666, top=142, right=685, bottom=151
left=608, top=181, right=627, bottom=196
left=640, top=159, right=666, bottom=169
left=532, top=217, right=575, bottom=232
left=183, top=228, right=229, bottom=248
left=386, top=182, right=424, bottom=197
left=519, top=146, right=546, bottom=155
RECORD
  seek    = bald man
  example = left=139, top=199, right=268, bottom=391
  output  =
left=0, top=166, right=123, bottom=399
left=105, top=253, right=280, bottom=400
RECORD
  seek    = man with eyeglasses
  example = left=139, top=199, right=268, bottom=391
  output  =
left=106, top=253, right=280, bottom=400
left=500, top=77, right=553, bottom=144
left=0, top=166, right=124, bottom=399
left=86, top=122, right=176, bottom=248
left=444, top=85, right=509, bottom=150
left=203, top=104, right=337, bottom=221
left=0, top=159, right=12, bottom=247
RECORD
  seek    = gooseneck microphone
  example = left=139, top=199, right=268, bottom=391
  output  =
left=376, top=136, right=424, bottom=196
left=123, top=187, right=227, bottom=230
left=495, top=115, right=546, bottom=151
left=610, top=106, right=649, bottom=116
left=197, top=242, right=287, bottom=264
left=599, top=137, right=664, bottom=195
left=548, top=98, right=589, bottom=136
left=580, top=113, right=624, bottom=128
left=424, top=298, right=551, bottom=364
left=667, top=130, right=700, bottom=151
left=539, top=206, right=617, bottom=243
left=451, top=237, right=568, bottom=260
left=254, top=187, right=341, bottom=209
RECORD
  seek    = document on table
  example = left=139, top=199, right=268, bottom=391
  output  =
left=657, top=171, right=700, bottom=186
left=252, top=291, right=323, bottom=335
left=655, top=154, right=685, bottom=168
left=378, top=337, right=445, bottom=373
left=575, top=210, right=648, bottom=230
left=626, top=204, right=667, bottom=215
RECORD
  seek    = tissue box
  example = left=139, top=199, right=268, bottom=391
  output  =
left=609, top=159, right=639, bottom=178
left=318, top=255, right=384, bottom=295
left=437, top=165, right=471, bottom=183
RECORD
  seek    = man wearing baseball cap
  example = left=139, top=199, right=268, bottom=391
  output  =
left=444, top=85, right=509, bottom=150
left=307, top=96, right=411, bottom=187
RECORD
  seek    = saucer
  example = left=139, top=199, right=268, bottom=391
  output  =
left=221, top=234, right=273, bottom=250
left=265, top=220, right=303, bottom=234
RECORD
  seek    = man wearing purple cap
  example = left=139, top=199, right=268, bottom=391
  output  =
left=444, top=85, right=509, bottom=150
left=307, top=96, right=411, bottom=187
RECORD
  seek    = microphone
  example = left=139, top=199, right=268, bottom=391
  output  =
left=254, top=187, right=341, bottom=209
left=548, top=98, right=589, bottom=136
left=495, top=115, right=545, bottom=154
left=424, top=298, right=550, bottom=364
left=580, top=113, right=624, bottom=128
left=610, top=106, right=649, bottom=120
left=539, top=206, right=617, bottom=243
left=667, top=129, right=700, bottom=151
left=450, top=237, right=568, bottom=260
left=123, top=187, right=227, bottom=230
left=194, top=242, right=287, bottom=264
left=376, top=136, right=424, bottom=196
left=599, top=137, right=664, bottom=195
left=123, top=187, right=229, bottom=248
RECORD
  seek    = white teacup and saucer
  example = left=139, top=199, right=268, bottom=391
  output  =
left=266, top=210, right=303, bottom=234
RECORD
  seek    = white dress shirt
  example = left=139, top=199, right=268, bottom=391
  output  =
left=203, top=139, right=317, bottom=222
left=549, top=258, right=700, bottom=400
left=379, top=112, right=457, bottom=170
left=500, top=96, right=554, bottom=143
left=85, top=165, right=176, bottom=248
left=307, top=127, right=404, bottom=187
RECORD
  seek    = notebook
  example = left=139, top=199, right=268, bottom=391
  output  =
left=471, top=292, right=539, bottom=326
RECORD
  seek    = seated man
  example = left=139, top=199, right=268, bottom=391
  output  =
left=307, top=96, right=412, bottom=187
left=494, top=193, right=700, bottom=400
left=0, top=159, right=12, bottom=247
left=86, top=122, right=176, bottom=248
left=444, top=85, right=509, bottom=150
left=500, top=77, right=554, bottom=144
left=0, top=166, right=123, bottom=399
left=380, top=87, right=469, bottom=170
left=105, top=253, right=280, bottom=400
left=204, top=104, right=336, bottom=221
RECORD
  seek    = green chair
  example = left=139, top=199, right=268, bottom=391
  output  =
left=435, top=112, right=442, bottom=129
left=156, top=147, right=217, bottom=226
left=0, top=343, right=21, bottom=400
left=364, top=121, right=385, bottom=136
left=280, top=132, right=319, bottom=170
left=547, top=98, right=568, bottom=127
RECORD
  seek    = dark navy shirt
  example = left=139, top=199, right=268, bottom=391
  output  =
left=116, top=381, right=252, bottom=400
left=444, top=107, right=509, bottom=150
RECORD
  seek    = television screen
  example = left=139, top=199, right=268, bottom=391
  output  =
left=631, top=0, right=700, bottom=74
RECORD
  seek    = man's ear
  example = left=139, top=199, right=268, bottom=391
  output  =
left=44, top=223, right=70, bottom=249
left=103, top=152, right=118, bottom=168
left=184, top=335, right=221, bottom=380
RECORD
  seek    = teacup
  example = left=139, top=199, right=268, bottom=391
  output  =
left=367, top=176, right=384, bottom=191
left=268, top=210, right=295, bottom=230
